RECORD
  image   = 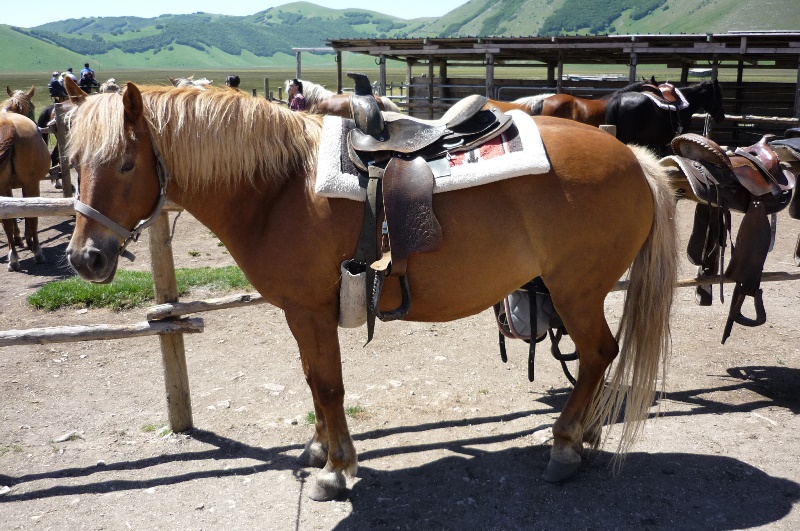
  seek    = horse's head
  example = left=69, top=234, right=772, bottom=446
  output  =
left=705, top=79, right=726, bottom=123
left=64, top=77, right=163, bottom=284
left=2, top=85, right=35, bottom=120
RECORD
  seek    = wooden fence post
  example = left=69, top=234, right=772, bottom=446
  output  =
left=149, top=212, right=193, bottom=432
left=53, top=103, right=73, bottom=197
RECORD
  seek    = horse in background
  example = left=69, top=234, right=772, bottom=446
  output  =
left=99, top=78, right=120, bottom=93
left=530, top=81, right=653, bottom=127
left=0, top=112, right=49, bottom=270
left=284, top=78, right=401, bottom=116
left=2, top=86, right=36, bottom=121
left=64, top=79, right=677, bottom=501
left=169, top=76, right=213, bottom=88
left=605, top=79, right=725, bottom=154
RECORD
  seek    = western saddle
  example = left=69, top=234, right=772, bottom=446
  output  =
left=641, top=81, right=680, bottom=104
left=668, top=132, right=797, bottom=343
left=343, top=73, right=514, bottom=342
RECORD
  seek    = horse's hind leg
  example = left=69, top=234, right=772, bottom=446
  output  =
left=3, top=218, right=20, bottom=271
left=22, top=183, right=44, bottom=264
left=540, top=291, right=618, bottom=482
left=284, top=307, right=356, bottom=501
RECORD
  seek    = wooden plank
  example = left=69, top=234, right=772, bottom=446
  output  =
left=1, top=198, right=183, bottom=220
left=0, top=318, right=203, bottom=347
left=147, top=293, right=266, bottom=320
left=613, top=271, right=800, bottom=292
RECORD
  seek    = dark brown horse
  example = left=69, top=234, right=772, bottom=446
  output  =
left=63, top=78, right=678, bottom=502
left=605, top=79, right=725, bottom=153
left=530, top=81, right=651, bottom=127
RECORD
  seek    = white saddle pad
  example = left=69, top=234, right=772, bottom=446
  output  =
left=315, top=109, right=551, bottom=202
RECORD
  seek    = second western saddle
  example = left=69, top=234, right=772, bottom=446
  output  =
left=668, top=132, right=797, bottom=342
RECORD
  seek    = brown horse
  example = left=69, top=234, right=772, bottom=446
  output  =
left=63, top=79, right=678, bottom=501
left=531, top=81, right=650, bottom=127
left=285, top=78, right=401, bottom=116
left=0, top=112, right=49, bottom=270
left=2, top=86, right=36, bottom=121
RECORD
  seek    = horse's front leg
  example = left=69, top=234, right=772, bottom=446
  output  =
left=284, top=306, right=356, bottom=501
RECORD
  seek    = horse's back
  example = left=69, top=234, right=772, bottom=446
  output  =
left=380, top=116, right=655, bottom=320
left=0, top=112, right=50, bottom=188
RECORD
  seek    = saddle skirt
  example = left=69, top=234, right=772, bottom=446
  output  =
left=315, top=110, right=550, bottom=202
left=642, top=86, right=690, bottom=111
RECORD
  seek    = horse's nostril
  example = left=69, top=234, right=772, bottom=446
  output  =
left=86, top=249, right=107, bottom=272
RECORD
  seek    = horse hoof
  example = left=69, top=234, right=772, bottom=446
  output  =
left=542, top=457, right=581, bottom=482
left=8, top=261, right=20, bottom=272
left=308, top=470, right=346, bottom=501
left=33, top=251, right=45, bottom=264
left=297, top=440, right=327, bottom=469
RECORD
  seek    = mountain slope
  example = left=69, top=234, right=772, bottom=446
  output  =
left=3, top=1, right=799, bottom=71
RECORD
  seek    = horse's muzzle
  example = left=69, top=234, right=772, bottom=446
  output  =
left=66, top=242, right=119, bottom=284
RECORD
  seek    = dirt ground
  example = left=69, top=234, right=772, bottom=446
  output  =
left=1, top=184, right=799, bottom=530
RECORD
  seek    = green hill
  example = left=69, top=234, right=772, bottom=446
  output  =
left=2, top=0, right=799, bottom=71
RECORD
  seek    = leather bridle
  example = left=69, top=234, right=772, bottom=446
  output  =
left=73, top=128, right=171, bottom=255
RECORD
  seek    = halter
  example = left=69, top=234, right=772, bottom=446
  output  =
left=73, top=128, right=172, bottom=255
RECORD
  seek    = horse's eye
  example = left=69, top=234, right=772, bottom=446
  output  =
left=120, top=161, right=134, bottom=173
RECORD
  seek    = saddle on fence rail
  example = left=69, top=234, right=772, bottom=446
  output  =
left=343, top=72, right=513, bottom=342
left=665, top=132, right=797, bottom=343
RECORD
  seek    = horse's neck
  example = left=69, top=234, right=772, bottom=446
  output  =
left=682, top=84, right=712, bottom=113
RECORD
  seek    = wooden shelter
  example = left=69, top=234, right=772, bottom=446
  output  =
left=304, top=32, right=800, bottom=147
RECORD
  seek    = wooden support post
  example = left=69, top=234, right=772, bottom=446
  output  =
left=428, top=60, right=435, bottom=119
left=149, top=212, right=193, bottom=432
left=681, top=62, right=689, bottom=84
left=379, top=54, right=387, bottom=96
left=264, top=78, right=269, bottom=100
left=439, top=61, right=448, bottom=101
left=485, top=52, right=495, bottom=99
left=556, top=57, right=563, bottom=94
left=295, top=51, right=302, bottom=80
left=53, top=103, right=73, bottom=197
left=628, top=52, right=638, bottom=83
left=547, top=62, right=555, bottom=86
left=795, top=55, right=800, bottom=119
left=336, top=51, right=343, bottom=94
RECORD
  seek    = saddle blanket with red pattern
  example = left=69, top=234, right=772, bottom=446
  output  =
left=314, top=109, right=550, bottom=202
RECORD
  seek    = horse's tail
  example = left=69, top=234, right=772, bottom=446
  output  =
left=530, top=99, right=544, bottom=115
left=588, top=145, right=678, bottom=465
left=0, top=125, right=14, bottom=171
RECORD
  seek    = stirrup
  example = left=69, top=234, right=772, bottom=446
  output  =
left=370, top=271, right=411, bottom=322
left=722, top=284, right=766, bottom=344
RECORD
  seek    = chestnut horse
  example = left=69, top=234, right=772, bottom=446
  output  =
left=2, top=86, right=36, bottom=121
left=284, top=78, right=400, bottom=116
left=63, top=79, right=678, bottom=501
left=0, top=112, right=49, bottom=270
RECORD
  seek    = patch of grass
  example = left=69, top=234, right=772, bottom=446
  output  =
left=141, top=422, right=167, bottom=433
left=345, top=405, right=369, bottom=420
left=27, top=266, right=252, bottom=311
left=305, top=412, right=316, bottom=425
left=0, top=445, right=23, bottom=456
left=188, top=251, right=201, bottom=257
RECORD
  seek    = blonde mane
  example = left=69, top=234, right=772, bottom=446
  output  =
left=2, top=89, right=35, bottom=119
left=67, top=85, right=323, bottom=194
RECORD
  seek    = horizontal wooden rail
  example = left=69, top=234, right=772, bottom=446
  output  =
left=0, top=318, right=203, bottom=347
left=0, top=197, right=183, bottom=219
left=147, top=293, right=266, bottom=320
left=614, top=270, right=800, bottom=292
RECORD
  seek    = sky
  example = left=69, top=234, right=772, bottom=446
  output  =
left=2, top=1, right=468, bottom=28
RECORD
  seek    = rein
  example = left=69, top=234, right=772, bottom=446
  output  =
left=73, top=128, right=172, bottom=255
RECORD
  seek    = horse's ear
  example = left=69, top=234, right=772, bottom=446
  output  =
left=65, top=76, right=86, bottom=104
left=27, top=85, right=35, bottom=99
left=121, top=82, right=144, bottom=125
left=168, top=76, right=177, bottom=86
left=6, top=86, right=12, bottom=97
